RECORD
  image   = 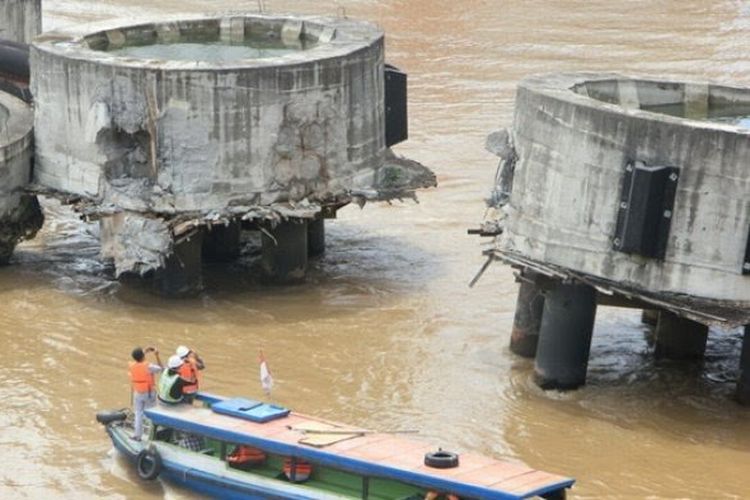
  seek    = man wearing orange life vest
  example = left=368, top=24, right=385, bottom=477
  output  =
left=128, top=346, right=163, bottom=441
left=176, top=345, right=205, bottom=403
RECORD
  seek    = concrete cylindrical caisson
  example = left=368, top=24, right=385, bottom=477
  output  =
left=31, top=14, right=385, bottom=213
left=0, top=0, right=42, bottom=43
left=738, top=325, right=750, bottom=405
left=0, top=90, right=43, bottom=262
left=499, top=73, right=750, bottom=308
left=534, top=283, right=597, bottom=390
left=510, top=280, right=545, bottom=358
left=261, top=220, right=308, bottom=284
left=654, top=311, right=709, bottom=360
left=30, top=14, right=393, bottom=289
left=307, top=216, right=325, bottom=257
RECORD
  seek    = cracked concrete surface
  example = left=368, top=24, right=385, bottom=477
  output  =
left=31, top=13, right=435, bottom=280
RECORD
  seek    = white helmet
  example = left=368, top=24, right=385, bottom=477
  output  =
left=167, top=355, right=183, bottom=369
left=176, top=345, right=190, bottom=358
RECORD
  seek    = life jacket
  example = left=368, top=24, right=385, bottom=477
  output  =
left=227, top=446, right=266, bottom=466
left=179, top=360, right=199, bottom=395
left=129, top=361, right=154, bottom=394
left=283, top=458, right=312, bottom=483
left=157, top=370, right=183, bottom=404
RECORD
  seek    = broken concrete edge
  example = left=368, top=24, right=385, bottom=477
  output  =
left=27, top=146, right=435, bottom=278
left=488, top=248, right=750, bottom=328
left=26, top=145, right=436, bottom=217
left=483, top=129, right=516, bottom=209
left=362, top=149, right=437, bottom=203
left=31, top=11, right=383, bottom=71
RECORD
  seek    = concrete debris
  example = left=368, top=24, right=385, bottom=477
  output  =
left=369, top=148, right=437, bottom=201
left=100, top=212, right=172, bottom=277
left=484, top=128, right=516, bottom=208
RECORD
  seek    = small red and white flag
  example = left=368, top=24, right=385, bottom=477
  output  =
left=259, top=349, right=273, bottom=396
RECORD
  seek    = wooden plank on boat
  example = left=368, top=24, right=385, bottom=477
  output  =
left=449, top=461, right=532, bottom=486
left=495, top=470, right=570, bottom=496
left=144, top=405, right=574, bottom=499
left=293, top=421, right=362, bottom=447
left=326, top=433, right=398, bottom=453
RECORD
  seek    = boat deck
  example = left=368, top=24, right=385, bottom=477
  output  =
left=145, top=401, right=573, bottom=499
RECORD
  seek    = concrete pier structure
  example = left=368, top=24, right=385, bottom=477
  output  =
left=738, top=326, right=750, bottom=405
left=510, top=279, right=545, bottom=358
left=654, top=311, right=709, bottom=360
left=0, top=0, right=41, bottom=43
left=482, top=73, right=750, bottom=401
left=261, top=220, right=308, bottom=284
left=534, top=283, right=597, bottom=390
left=154, top=232, right=204, bottom=296
left=31, top=13, right=435, bottom=294
left=641, top=309, right=659, bottom=326
left=203, top=222, right=241, bottom=263
left=307, top=217, right=325, bottom=257
left=0, top=90, right=42, bottom=262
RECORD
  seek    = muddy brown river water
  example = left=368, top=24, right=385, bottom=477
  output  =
left=2, top=0, right=749, bottom=498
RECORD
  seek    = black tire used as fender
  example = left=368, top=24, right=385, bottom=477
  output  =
left=0, top=44, right=29, bottom=79
left=95, top=410, right=128, bottom=425
left=424, top=449, right=460, bottom=469
left=136, top=449, right=162, bottom=481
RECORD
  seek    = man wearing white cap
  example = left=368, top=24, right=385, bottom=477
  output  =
left=176, top=345, right=205, bottom=403
left=157, top=355, right=196, bottom=405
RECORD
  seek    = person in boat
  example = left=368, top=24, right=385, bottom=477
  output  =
left=175, top=345, right=205, bottom=403
left=226, top=445, right=267, bottom=469
left=157, top=355, right=196, bottom=405
left=128, top=346, right=162, bottom=441
left=175, top=430, right=206, bottom=452
left=283, top=457, right=313, bottom=483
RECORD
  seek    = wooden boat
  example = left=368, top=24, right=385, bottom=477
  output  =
left=97, top=393, right=574, bottom=499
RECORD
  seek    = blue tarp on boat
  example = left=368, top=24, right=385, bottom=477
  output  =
left=211, top=398, right=290, bottom=423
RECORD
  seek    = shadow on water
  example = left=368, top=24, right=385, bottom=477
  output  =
left=504, top=308, right=749, bottom=448
left=11, top=198, right=441, bottom=325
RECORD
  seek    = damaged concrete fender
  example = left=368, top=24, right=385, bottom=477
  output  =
left=494, top=72, right=750, bottom=304
left=0, top=0, right=42, bottom=44
left=100, top=212, right=172, bottom=277
left=485, top=128, right=517, bottom=208
left=0, top=90, right=43, bottom=263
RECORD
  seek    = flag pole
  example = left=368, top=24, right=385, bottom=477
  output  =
left=259, top=348, right=275, bottom=403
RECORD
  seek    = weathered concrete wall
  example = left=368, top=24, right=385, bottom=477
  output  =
left=0, top=0, right=41, bottom=43
left=0, top=90, right=43, bottom=261
left=495, top=73, right=750, bottom=303
left=31, top=14, right=385, bottom=214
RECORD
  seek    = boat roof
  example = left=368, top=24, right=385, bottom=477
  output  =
left=145, top=398, right=574, bottom=500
